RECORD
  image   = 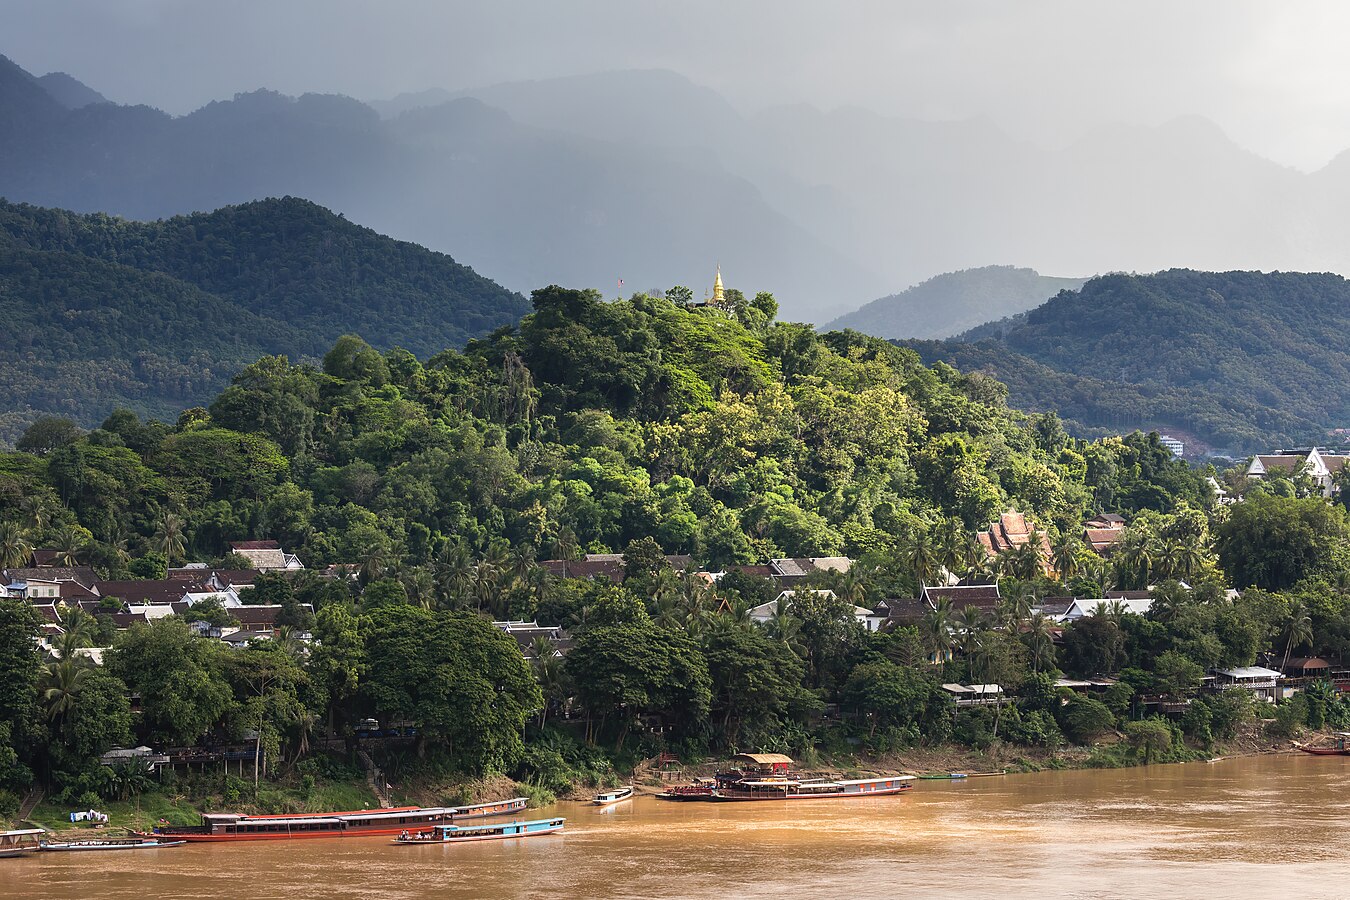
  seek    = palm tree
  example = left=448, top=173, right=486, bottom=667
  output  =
left=1281, top=603, right=1314, bottom=673
left=1050, top=531, right=1081, bottom=582
left=1024, top=612, right=1056, bottom=672
left=0, top=522, right=32, bottom=569
left=996, top=587, right=1033, bottom=632
left=55, top=607, right=96, bottom=659
left=902, top=529, right=940, bottom=588
left=955, top=605, right=987, bottom=659
left=1148, top=580, right=1189, bottom=624
left=53, top=525, right=90, bottom=568
left=551, top=527, right=579, bottom=578
left=153, top=512, right=186, bottom=566
left=935, top=519, right=970, bottom=580
left=40, top=655, right=90, bottom=731
left=1115, top=536, right=1155, bottom=590
left=919, top=598, right=954, bottom=665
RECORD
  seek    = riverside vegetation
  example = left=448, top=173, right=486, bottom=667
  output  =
left=2, top=286, right=1349, bottom=827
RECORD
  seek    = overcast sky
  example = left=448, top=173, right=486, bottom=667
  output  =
left=7, top=0, right=1350, bottom=170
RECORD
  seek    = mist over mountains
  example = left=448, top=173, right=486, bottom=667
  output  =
left=7, top=53, right=1350, bottom=323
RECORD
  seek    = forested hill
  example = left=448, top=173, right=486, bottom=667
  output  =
left=0, top=286, right=1209, bottom=580
left=824, top=266, right=1086, bottom=339
left=0, top=198, right=529, bottom=444
left=905, top=269, right=1350, bottom=454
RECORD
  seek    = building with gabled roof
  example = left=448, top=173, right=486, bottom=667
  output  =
left=1246, top=448, right=1350, bottom=497
left=976, top=510, right=1054, bottom=575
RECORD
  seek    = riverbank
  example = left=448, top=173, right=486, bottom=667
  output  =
left=3, top=725, right=1318, bottom=837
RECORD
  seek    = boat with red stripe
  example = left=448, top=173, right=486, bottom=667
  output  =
left=134, top=798, right=529, bottom=842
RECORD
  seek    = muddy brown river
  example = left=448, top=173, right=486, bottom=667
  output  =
left=4, top=753, right=1349, bottom=899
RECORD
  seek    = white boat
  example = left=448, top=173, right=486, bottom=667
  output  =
left=592, top=786, right=634, bottom=806
left=0, top=829, right=44, bottom=858
left=39, top=838, right=186, bottom=852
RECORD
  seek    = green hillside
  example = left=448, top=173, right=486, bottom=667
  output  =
left=905, top=269, right=1350, bottom=453
left=824, top=266, right=1085, bottom=339
left=0, top=198, right=530, bottom=443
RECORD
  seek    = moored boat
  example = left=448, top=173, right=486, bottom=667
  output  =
left=592, top=786, right=634, bottom=806
left=704, top=753, right=914, bottom=801
left=135, top=798, right=530, bottom=842
left=656, top=779, right=716, bottom=801
left=1295, top=733, right=1350, bottom=756
left=393, top=817, right=565, bottom=844
left=0, top=829, right=44, bottom=858
left=710, top=775, right=915, bottom=801
left=39, top=839, right=186, bottom=852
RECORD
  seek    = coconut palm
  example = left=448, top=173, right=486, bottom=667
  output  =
left=0, top=522, right=32, bottom=569
left=902, top=529, right=941, bottom=587
left=996, top=587, right=1034, bottom=632
left=152, top=512, right=186, bottom=566
left=551, top=526, right=579, bottom=578
left=40, top=655, right=90, bottom=731
left=1050, top=531, right=1082, bottom=582
left=55, top=607, right=97, bottom=659
left=1148, top=580, right=1189, bottom=624
left=1024, top=612, right=1057, bottom=672
left=1281, top=603, right=1314, bottom=673
left=955, top=605, right=987, bottom=659
left=52, top=525, right=90, bottom=568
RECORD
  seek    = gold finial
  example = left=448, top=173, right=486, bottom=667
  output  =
left=712, top=265, right=725, bottom=305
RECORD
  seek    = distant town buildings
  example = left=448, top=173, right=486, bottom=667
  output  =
left=1159, top=435, right=1184, bottom=457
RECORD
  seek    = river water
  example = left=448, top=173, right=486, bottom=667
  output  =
left=4, top=753, right=1349, bottom=899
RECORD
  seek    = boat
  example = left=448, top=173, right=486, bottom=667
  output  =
left=1295, top=733, right=1350, bottom=756
left=135, top=798, right=530, bottom=842
left=656, top=778, right=716, bottom=801
left=704, top=753, right=914, bottom=801
left=39, top=839, right=186, bottom=852
left=393, top=817, right=564, bottom=844
left=0, top=829, right=44, bottom=858
left=918, top=770, right=1006, bottom=780
left=592, top=786, right=634, bottom=806
left=709, top=775, right=915, bottom=801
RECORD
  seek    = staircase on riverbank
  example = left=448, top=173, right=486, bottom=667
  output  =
left=356, top=749, right=393, bottom=809
left=16, top=786, right=44, bottom=823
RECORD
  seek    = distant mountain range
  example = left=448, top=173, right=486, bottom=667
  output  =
left=12, top=55, right=1350, bottom=322
left=823, top=266, right=1085, bottom=339
left=904, top=269, right=1350, bottom=454
left=0, top=197, right=528, bottom=444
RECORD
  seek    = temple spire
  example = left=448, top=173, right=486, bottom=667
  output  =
left=712, top=265, right=725, bottom=305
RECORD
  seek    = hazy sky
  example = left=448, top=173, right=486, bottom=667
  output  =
left=7, top=0, right=1350, bottom=170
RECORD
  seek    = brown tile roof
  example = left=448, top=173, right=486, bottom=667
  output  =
left=723, top=565, right=774, bottom=578
left=1255, top=455, right=1303, bottom=471
left=5, top=566, right=98, bottom=587
left=109, top=612, right=150, bottom=629
left=211, top=569, right=263, bottom=587
left=877, top=598, right=930, bottom=623
left=93, top=580, right=199, bottom=605
left=924, top=584, right=1002, bottom=604
left=30, top=604, right=60, bottom=623
left=58, top=580, right=98, bottom=600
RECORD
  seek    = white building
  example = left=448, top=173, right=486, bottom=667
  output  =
left=1246, top=448, right=1350, bottom=498
left=1159, top=435, right=1184, bottom=457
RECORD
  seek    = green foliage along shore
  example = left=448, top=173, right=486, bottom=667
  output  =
left=11, top=284, right=1346, bottom=812
left=0, top=197, right=530, bottom=444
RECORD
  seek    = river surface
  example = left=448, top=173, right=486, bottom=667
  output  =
left=4, top=753, right=1350, bottom=899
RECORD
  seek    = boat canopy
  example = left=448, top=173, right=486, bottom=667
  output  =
left=0, top=829, right=45, bottom=838
left=338, top=808, right=456, bottom=822
left=732, top=753, right=795, bottom=766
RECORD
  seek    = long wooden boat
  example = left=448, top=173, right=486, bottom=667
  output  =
left=919, top=771, right=1007, bottom=780
left=710, top=775, right=915, bottom=801
left=39, top=839, right=186, bottom=852
left=135, top=798, right=530, bottom=843
left=393, top=817, right=564, bottom=845
left=656, top=779, right=716, bottom=801
left=0, top=829, right=44, bottom=858
left=592, top=786, right=634, bottom=806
